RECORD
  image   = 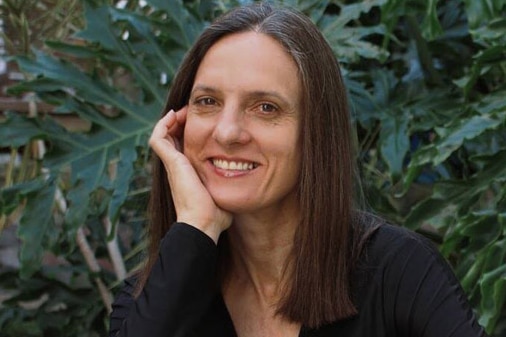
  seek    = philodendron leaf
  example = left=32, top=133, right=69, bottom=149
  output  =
left=109, top=8, right=182, bottom=79
left=108, top=141, right=138, bottom=229
left=15, top=51, right=153, bottom=121
left=433, top=114, right=503, bottom=164
left=0, top=179, right=47, bottom=216
left=421, top=0, right=443, bottom=40
left=280, top=0, right=329, bottom=23
left=405, top=149, right=506, bottom=228
left=62, top=131, right=147, bottom=233
left=322, top=0, right=387, bottom=32
left=0, top=117, right=37, bottom=146
left=144, top=0, right=202, bottom=48
left=319, top=1, right=388, bottom=63
left=78, top=3, right=168, bottom=103
left=7, top=78, right=63, bottom=96
left=407, top=112, right=505, bottom=171
left=461, top=250, right=487, bottom=293
left=455, top=211, right=501, bottom=248
left=17, top=176, right=57, bottom=278
left=463, top=0, right=505, bottom=30
left=478, top=264, right=506, bottom=333
left=44, top=40, right=101, bottom=59
left=63, top=148, right=109, bottom=232
left=0, top=112, right=66, bottom=148
left=323, top=25, right=388, bottom=63
left=380, top=110, right=410, bottom=178
left=0, top=110, right=152, bottom=238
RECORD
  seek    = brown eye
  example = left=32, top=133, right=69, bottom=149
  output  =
left=260, top=103, right=277, bottom=113
left=196, top=97, right=216, bottom=105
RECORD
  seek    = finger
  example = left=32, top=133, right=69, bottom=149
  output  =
left=151, top=110, right=176, bottom=140
left=149, top=111, right=178, bottom=159
left=170, top=107, right=188, bottom=151
left=175, top=106, right=188, bottom=125
left=167, top=106, right=187, bottom=138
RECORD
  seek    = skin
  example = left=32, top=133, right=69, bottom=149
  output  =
left=149, top=31, right=302, bottom=337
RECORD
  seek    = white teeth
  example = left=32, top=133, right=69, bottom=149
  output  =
left=212, top=159, right=256, bottom=171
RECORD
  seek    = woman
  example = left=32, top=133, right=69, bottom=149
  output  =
left=110, top=3, right=486, bottom=337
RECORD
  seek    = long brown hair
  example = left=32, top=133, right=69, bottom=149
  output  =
left=137, top=2, right=373, bottom=328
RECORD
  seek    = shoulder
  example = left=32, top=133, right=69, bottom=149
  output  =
left=352, top=213, right=461, bottom=299
left=355, top=213, right=442, bottom=268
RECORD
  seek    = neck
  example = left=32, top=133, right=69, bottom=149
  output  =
left=223, top=203, right=299, bottom=305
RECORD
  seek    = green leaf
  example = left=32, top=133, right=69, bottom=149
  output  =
left=109, top=8, right=182, bottom=78
left=320, top=1, right=388, bottom=62
left=380, top=0, right=405, bottom=48
left=108, top=142, right=138, bottom=227
left=75, top=3, right=166, bottom=104
left=7, top=78, right=64, bottom=95
left=463, top=0, right=504, bottom=30
left=285, top=0, right=329, bottom=22
left=421, top=0, right=443, bottom=40
left=15, top=51, right=155, bottom=122
left=479, top=264, right=506, bottom=333
left=380, top=110, right=409, bottom=178
left=17, top=177, right=57, bottom=278
left=433, top=114, right=503, bottom=163
left=458, top=211, right=501, bottom=240
left=0, top=179, right=47, bottom=216
left=144, top=0, right=202, bottom=48
left=405, top=149, right=506, bottom=228
left=44, top=40, right=101, bottom=58
left=409, top=113, right=505, bottom=169
left=461, top=251, right=487, bottom=293
left=0, top=112, right=50, bottom=147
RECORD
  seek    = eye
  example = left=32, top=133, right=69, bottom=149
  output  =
left=196, top=97, right=217, bottom=106
left=259, top=103, right=278, bottom=113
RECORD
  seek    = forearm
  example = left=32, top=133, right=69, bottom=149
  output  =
left=112, top=223, right=218, bottom=337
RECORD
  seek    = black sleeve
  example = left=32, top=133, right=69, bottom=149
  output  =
left=109, top=222, right=219, bottom=337
left=382, top=231, right=487, bottom=337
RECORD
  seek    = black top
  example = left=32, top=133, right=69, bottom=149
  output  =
left=109, top=222, right=486, bottom=337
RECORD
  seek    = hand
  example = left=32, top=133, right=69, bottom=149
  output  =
left=149, top=107, right=232, bottom=244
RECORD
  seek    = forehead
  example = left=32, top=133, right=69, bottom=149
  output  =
left=193, top=32, right=301, bottom=99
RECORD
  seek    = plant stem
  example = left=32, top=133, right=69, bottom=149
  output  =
left=55, top=189, right=113, bottom=313
left=16, top=145, right=31, bottom=182
left=103, top=216, right=127, bottom=281
left=76, top=226, right=113, bottom=314
left=5, top=148, right=18, bottom=187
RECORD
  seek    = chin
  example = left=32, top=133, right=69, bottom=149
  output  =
left=214, top=199, right=253, bottom=214
left=210, top=193, right=256, bottom=214
left=206, top=185, right=253, bottom=211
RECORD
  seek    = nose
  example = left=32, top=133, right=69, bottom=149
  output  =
left=212, top=107, right=251, bottom=146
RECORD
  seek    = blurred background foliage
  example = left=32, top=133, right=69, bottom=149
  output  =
left=0, top=0, right=505, bottom=335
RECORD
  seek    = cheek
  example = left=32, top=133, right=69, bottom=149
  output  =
left=183, top=113, right=208, bottom=158
left=182, top=115, right=197, bottom=156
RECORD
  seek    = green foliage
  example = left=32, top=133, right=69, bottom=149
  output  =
left=0, top=268, right=106, bottom=337
left=1, top=0, right=505, bottom=335
left=0, top=0, right=83, bottom=55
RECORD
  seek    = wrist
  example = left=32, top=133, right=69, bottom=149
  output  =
left=176, top=217, right=223, bottom=244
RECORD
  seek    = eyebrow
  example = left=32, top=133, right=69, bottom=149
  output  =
left=190, top=84, right=292, bottom=107
left=190, top=84, right=219, bottom=96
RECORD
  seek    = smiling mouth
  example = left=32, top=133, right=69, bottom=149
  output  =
left=212, top=159, right=258, bottom=171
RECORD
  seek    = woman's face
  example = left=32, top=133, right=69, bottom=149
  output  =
left=184, top=31, right=302, bottom=214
